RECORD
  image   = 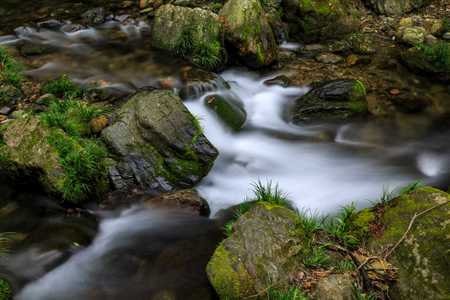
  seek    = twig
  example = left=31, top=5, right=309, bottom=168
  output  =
left=383, top=200, right=449, bottom=259
left=356, top=256, right=379, bottom=271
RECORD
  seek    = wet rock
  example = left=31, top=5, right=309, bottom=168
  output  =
left=292, top=79, right=367, bottom=123
left=0, top=84, right=21, bottom=106
left=179, top=67, right=228, bottom=100
left=263, top=75, right=293, bottom=87
left=363, top=187, right=450, bottom=299
left=144, top=189, right=210, bottom=216
left=37, top=19, right=64, bottom=30
left=219, top=0, right=277, bottom=68
left=206, top=203, right=304, bottom=299
left=313, top=273, right=354, bottom=300
left=365, top=0, right=427, bottom=16
left=151, top=4, right=226, bottom=70
left=60, top=23, right=85, bottom=33
left=348, top=33, right=376, bottom=55
left=102, top=90, right=218, bottom=194
left=18, top=41, right=57, bottom=56
left=205, top=94, right=246, bottom=131
left=0, top=106, right=12, bottom=115
left=81, top=7, right=106, bottom=25
left=283, top=0, right=358, bottom=42
left=316, top=53, right=344, bottom=64
left=443, top=32, right=450, bottom=40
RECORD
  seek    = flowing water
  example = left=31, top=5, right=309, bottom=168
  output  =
left=1, top=18, right=450, bottom=299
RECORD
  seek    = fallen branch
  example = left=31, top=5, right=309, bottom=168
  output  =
left=383, top=200, right=449, bottom=259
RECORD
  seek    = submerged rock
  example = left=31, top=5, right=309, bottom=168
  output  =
left=150, top=4, right=226, bottom=70
left=102, top=90, right=218, bottom=194
left=292, top=79, right=367, bottom=123
left=205, top=94, right=246, bottom=131
left=144, top=189, right=210, bottom=216
left=219, top=0, right=277, bottom=68
left=206, top=203, right=304, bottom=299
left=364, top=187, right=450, bottom=299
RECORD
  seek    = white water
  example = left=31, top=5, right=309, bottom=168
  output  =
left=185, top=70, right=448, bottom=215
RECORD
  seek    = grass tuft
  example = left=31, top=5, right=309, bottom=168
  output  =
left=251, top=180, right=292, bottom=208
left=0, top=47, right=23, bottom=88
left=42, top=75, right=84, bottom=99
left=266, top=287, right=309, bottom=300
left=415, top=42, right=450, bottom=72
left=323, top=203, right=359, bottom=248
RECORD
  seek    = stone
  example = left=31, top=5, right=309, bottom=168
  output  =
left=150, top=4, right=226, bottom=70
left=425, top=34, right=438, bottom=45
left=313, top=274, right=354, bottom=300
left=263, top=75, right=293, bottom=87
left=102, top=90, right=218, bottom=193
left=0, top=106, right=12, bottom=115
left=398, top=26, right=426, bottom=45
left=365, top=0, right=427, bottom=16
left=81, top=7, right=106, bottom=25
left=89, top=115, right=109, bottom=134
left=219, top=0, right=277, bottom=68
left=206, top=203, right=304, bottom=299
left=292, top=79, right=368, bottom=123
left=144, top=189, right=210, bottom=216
left=205, top=94, right=247, bottom=131
left=316, top=53, right=344, bottom=64
left=443, top=32, right=450, bottom=40
left=365, top=187, right=450, bottom=299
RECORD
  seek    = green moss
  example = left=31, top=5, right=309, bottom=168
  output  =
left=0, top=279, right=12, bottom=300
left=266, top=287, right=309, bottom=300
left=442, top=17, right=450, bottom=33
left=206, top=244, right=255, bottom=299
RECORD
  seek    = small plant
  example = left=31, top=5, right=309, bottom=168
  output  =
left=415, top=42, right=450, bottom=72
left=335, top=259, right=356, bottom=272
left=42, top=75, right=84, bottom=99
left=296, top=209, right=322, bottom=237
left=0, top=278, right=12, bottom=300
left=251, top=180, right=292, bottom=208
left=266, top=287, right=309, bottom=300
left=0, top=46, right=23, bottom=88
left=353, top=285, right=376, bottom=300
left=223, top=221, right=234, bottom=236
left=443, top=17, right=450, bottom=33
left=0, top=232, right=15, bottom=255
left=41, top=99, right=104, bottom=137
left=303, top=244, right=330, bottom=268
left=397, top=180, right=423, bottom=196
left=323, top=203, right=359, bottom=248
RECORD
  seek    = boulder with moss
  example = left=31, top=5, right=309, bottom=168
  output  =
left=292, top=79, right=367, bottom=123
left=359, top=187, right=450, bottom=299
left=282, top=0, right=359, bottom=43
left=206, top=203, right=305, bottom=299
left=102, top=90, right=218, bottom=194
left=219, top=0, right=278, bottom=68
left=150, top=4, right=226, bottom=70
left=364, top=0, right=428, bottom=16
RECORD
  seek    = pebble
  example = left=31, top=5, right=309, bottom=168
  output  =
left=316, top=53, right=344, bottom=64
left=443, top=32, right=450, bottom=40
left=389, top=89, right=401, bottom=96
left=0, top=106, right=12, bottom=115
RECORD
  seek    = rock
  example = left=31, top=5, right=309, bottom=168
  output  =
left=0, top=84, right=22, bottom=106
left=425, top=34, right=438, bottom=45
left=283, top=0, right=358, bottom=42
left=219, top=0, right=277, bottom=68
left=206, top=203, right=304, bottom=299
left=102, top=90, right=218, bottom=193
left=292, top=79, right=367, bottom=123
left=313, top=273, right=354, bottom=300
left=81, top=7, right=106, bottom=25
left=144, top=189, right=210, bottom=216
left=179, top=67, right=228, bottom=100
left=364, top=187, right=450, bottom=299
left=150, top=4, right=226, bottom=70
left=365, top=0, right=427, bottom=16
left=89, top=115, right=109, bottom=134
left=443, top=32, right=450, bottom=40
left=316, top=53, right=344, bottom=64
left=397, top=26, right=426, bottom=45
left=263, top=75, right=293, bottom=87
left=205, top=94, right=247, bottom=131
left=348, top=33, right=376, bottom=55
left=37, top=19, right=64, bottom=30
left=0, top=106, right=12, bottom=115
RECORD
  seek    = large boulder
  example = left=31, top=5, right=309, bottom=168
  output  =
left=150, top=4, right=226, bottom=70
left=219, top=0, right=278, bottom=68
left=292, top=79, right=367, bottom=123
left=283, top=0, right=359, bottom=42
left=102, top=90, right=218, bottom=194
left=364, top=0, right=428, bottom=16
left=206, top=203, right=304, bottom=299
left=364, top=187, right=450, bottom=299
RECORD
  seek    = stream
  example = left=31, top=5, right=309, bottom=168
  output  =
left=0, top=17, right=449, bottom=299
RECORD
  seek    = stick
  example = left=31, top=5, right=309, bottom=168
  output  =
left=383, top=200, right=449, bottom=259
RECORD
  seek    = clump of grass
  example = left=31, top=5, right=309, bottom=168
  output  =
left=323, top=203, right=359, bottom=248
left=353, top=285, right=376, bottom=300
left=47, top=131, right=108, bottom=202
left=302, top=244, right=330, bottom=268
left=266, top=287, right=309, bottom=300
left=0, top=232, right=16, bottom=255
left=42, top=75, right=84, bottom=99
left=0, top=46, right=23, bottom=88
left=442, top=17, right=450, bottom=33
left=335, top=259, right=356, bottom=272
left=41, top=98, right=103, bottom=137
left=251, top=180, right=292, bottom=208
left=296, top=209, right=323, bottom=237
left=415, top=42, right=450, bottom=72
left=397, top=180, right=423, bottom=195
left=223, top=201, right=255, bottom=236
left=0, top=278, right=12, bottom=300
left=377, top=181, right=424, bottom=205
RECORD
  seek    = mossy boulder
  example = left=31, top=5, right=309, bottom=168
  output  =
left=205, top=94, right=246, bottom=131
left=292, top=79, right=367, bottom=123
left=102, top=90, right=218, bottom=194
left=364, top=0, right=428, bottom=16
left=0, top=116, right=109, bottom=202
left=150, top=4, right=226, bottom=70
left=283, top=0, right=358, bottom=42
left=366, top=187, right=450, bottom=299
left=219, top=0, right=278, bottom=68
left=206, top=203, right=305, bottom=299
